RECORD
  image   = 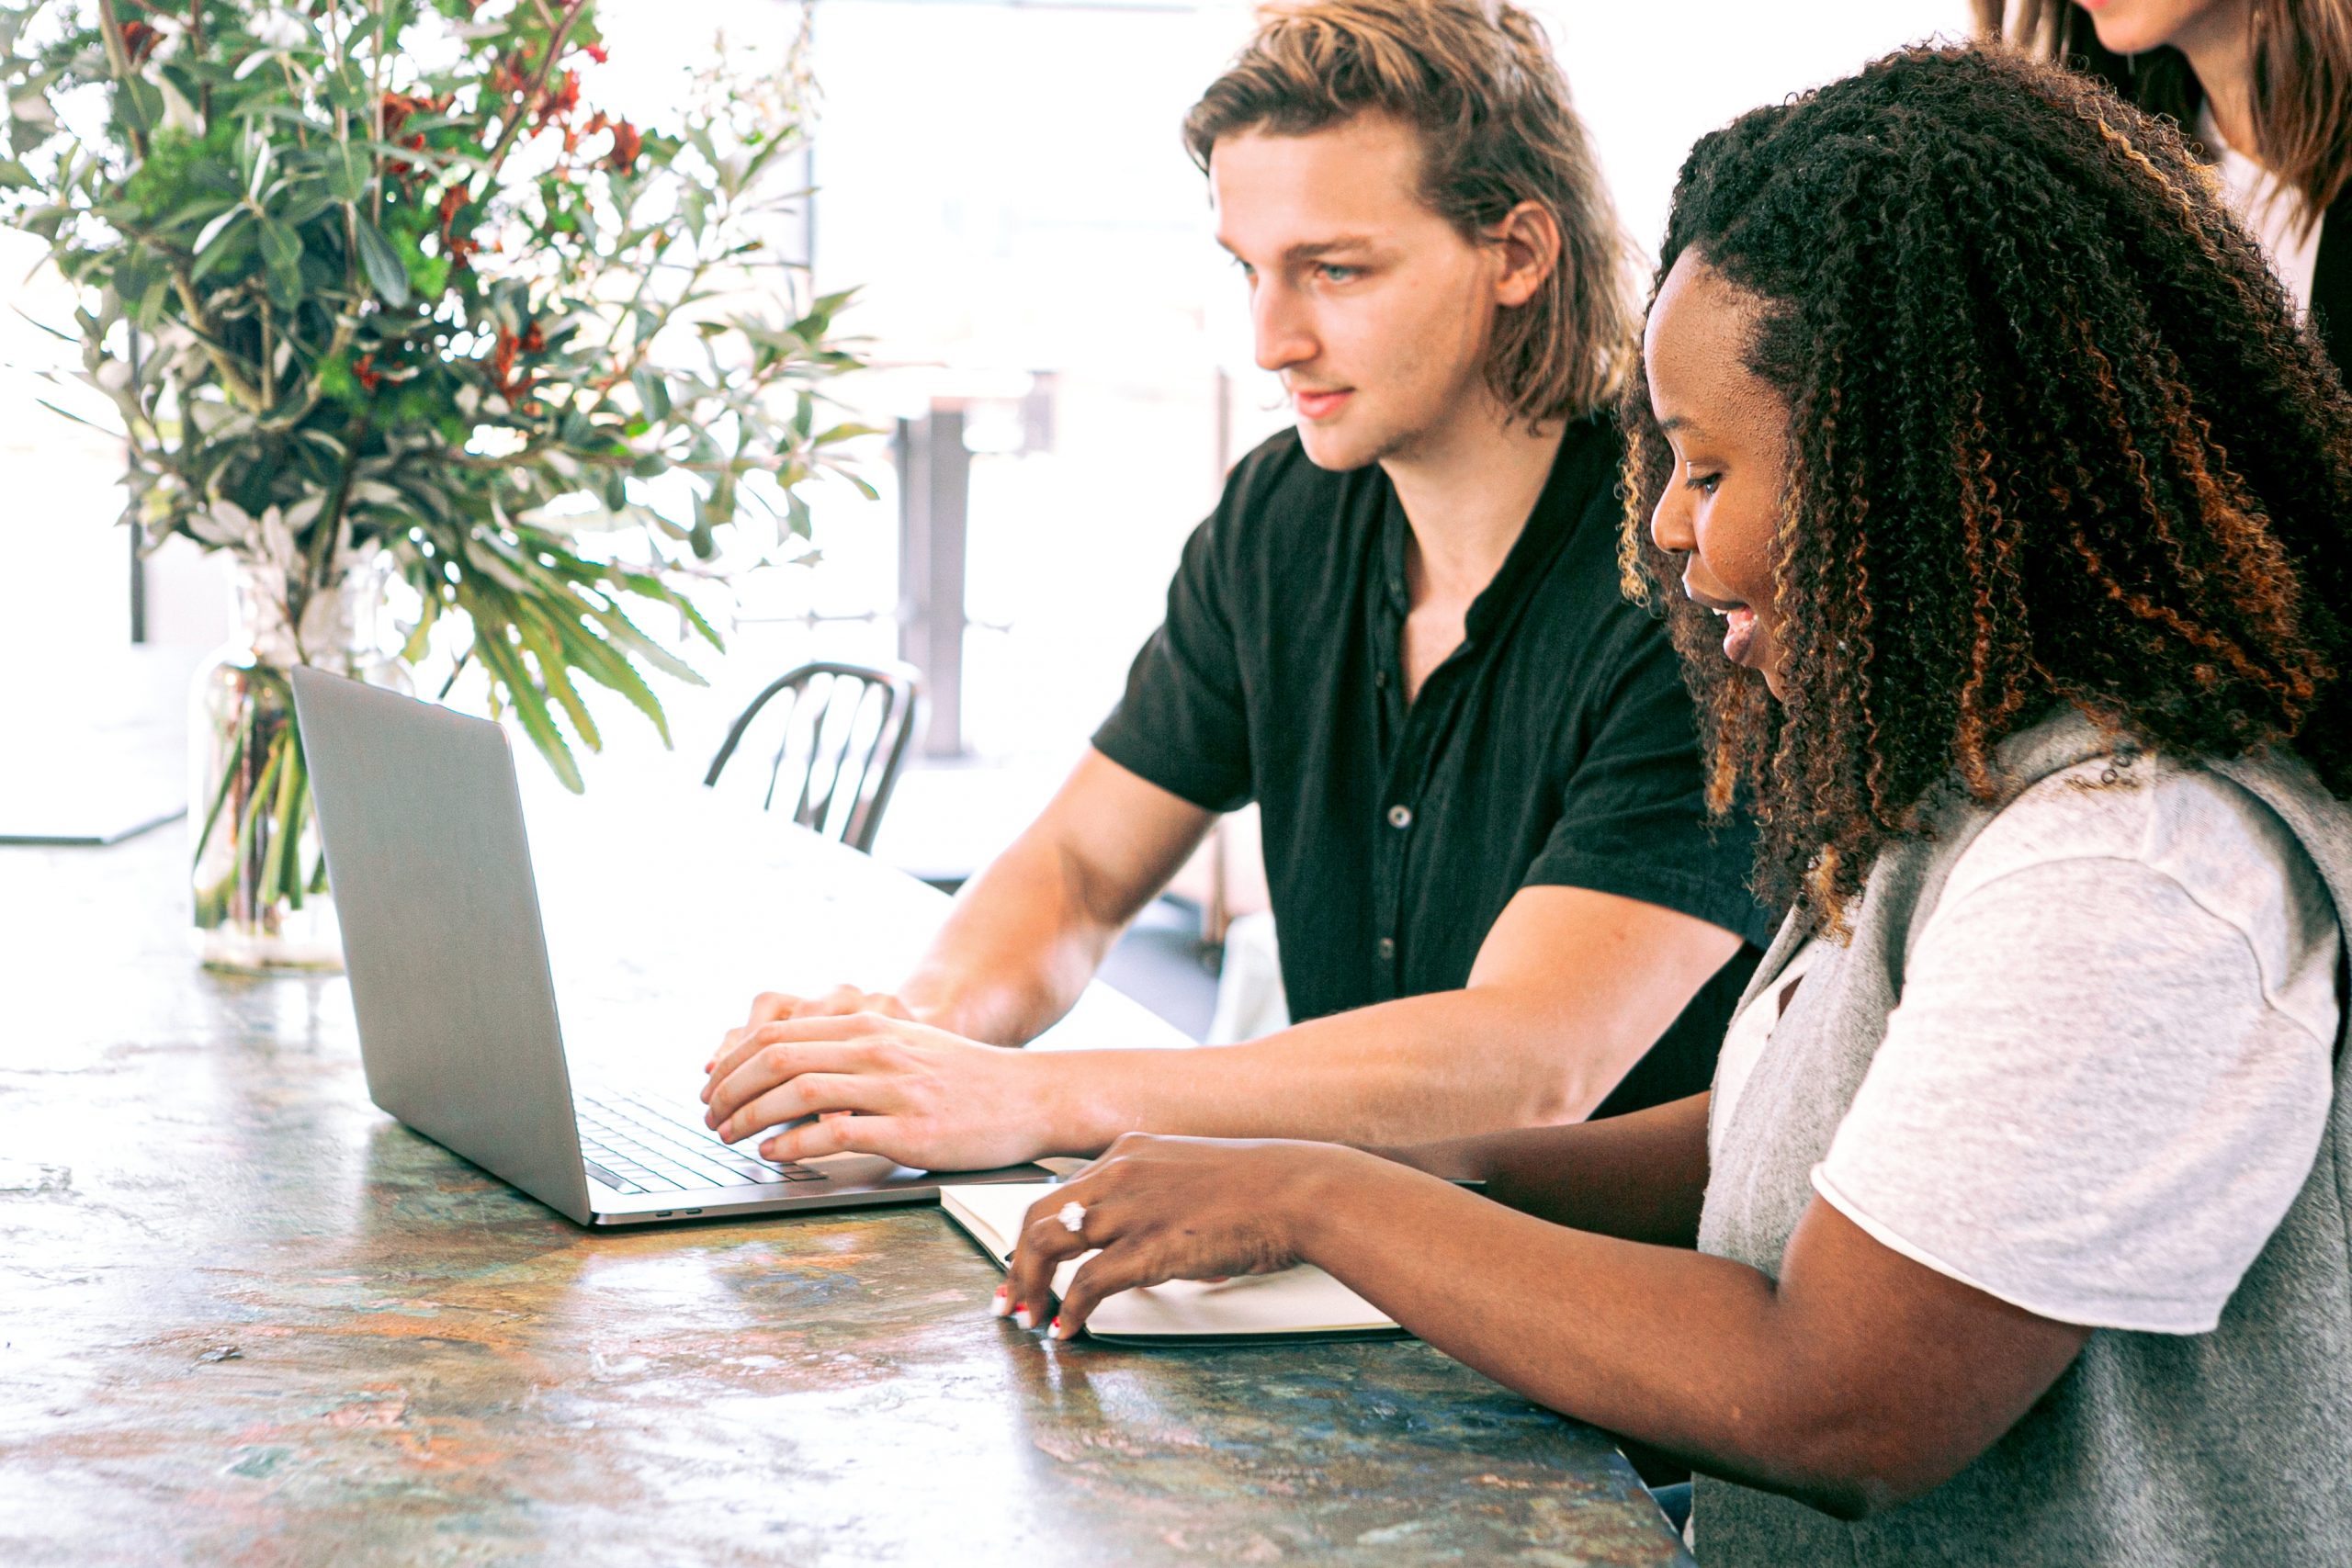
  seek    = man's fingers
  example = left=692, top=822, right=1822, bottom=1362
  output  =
left=791, top=984, right=878, bottom=1020
left=704, top=1034, right=899, bottom=1129
left=706, top=1002, right=812, bottom=1092
left=706, top=987, right=902, bottom=1077
left=708, top=992, right=804, bottom=1070
left=752, top=990, right=804, bottom=1024
left=717, top=1072, right=900, bottom=1144
left=752, top=1111, right=909, bottom=1165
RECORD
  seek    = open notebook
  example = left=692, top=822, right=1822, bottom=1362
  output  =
left=939, top=1181, right=1405, bottom=1344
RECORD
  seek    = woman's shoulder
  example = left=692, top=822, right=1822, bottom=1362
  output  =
left=1946, top=752, right=2336, bottom=1029
left=1958, top=751, right=2311, bottom=894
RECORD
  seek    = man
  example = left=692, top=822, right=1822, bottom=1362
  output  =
left=699, top=0, right=1771, bottom=1172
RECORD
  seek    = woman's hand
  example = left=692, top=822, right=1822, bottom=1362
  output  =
left=997, top=1133, right=1371, bottom=1337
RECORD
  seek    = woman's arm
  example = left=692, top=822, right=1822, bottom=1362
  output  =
left=1377, top=1089, right=1714, bottom=1247
left=1003, top=1136, right=2089, bottom=1519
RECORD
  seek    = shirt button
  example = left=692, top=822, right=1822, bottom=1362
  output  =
left=1377, top=937, right=1396, bottom=961
left=1374, top=670, right=1389, bottom=689
left=1386, top=804, right=1413, bottom=829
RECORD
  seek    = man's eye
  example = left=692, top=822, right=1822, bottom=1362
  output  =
left=1317, top=264, right=1360, bottom=283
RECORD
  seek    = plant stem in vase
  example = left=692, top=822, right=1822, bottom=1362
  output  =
left=189, top=557, right=400, bottom=973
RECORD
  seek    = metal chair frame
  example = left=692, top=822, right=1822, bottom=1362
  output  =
left=703, top=660, right=923, bottom=853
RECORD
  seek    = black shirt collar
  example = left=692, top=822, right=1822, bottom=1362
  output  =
left=1374, top=412, right=1617, bottom=644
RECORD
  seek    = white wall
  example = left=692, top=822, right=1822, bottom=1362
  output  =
left=0, top=0, right=1970, bottom=739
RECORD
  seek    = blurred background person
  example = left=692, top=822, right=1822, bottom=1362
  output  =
left=1979, top=0, right=2351, bottom=367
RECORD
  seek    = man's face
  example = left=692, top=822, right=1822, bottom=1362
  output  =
left=1210, top=115, right=1506, bottom=471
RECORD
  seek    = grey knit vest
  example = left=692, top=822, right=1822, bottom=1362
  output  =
left=1693, top=713, right=2352, bottom=1565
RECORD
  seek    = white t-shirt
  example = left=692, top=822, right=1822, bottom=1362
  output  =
left=1715, top=753, right=2341, bottom=1334
left=2204, top=105, right=2323, bottom=315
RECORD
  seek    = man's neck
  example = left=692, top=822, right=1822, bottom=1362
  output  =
left=1382, top=398, right=1567, bottom=609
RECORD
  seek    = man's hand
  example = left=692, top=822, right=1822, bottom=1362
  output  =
left=709, top=987, right=920, bottom=1055
left=699, top=1010, right=1061, bottom=1172
left=998, top=1134, right=1359, bottom=1337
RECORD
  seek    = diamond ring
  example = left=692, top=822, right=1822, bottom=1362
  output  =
left=1057, top=1200, right=1086, bottom=1235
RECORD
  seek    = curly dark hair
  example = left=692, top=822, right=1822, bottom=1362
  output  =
left=1620, top=44, right=2352, bottom=928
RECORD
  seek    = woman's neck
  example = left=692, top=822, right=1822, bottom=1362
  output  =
left=2174, top=0, right=2260, bottom=159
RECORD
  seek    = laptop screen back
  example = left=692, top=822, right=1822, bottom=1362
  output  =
left=291, top=668, right=593, bottom=1222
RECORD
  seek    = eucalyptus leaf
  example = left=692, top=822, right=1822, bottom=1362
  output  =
left=352, top=216, right=410, bottom=308
left=4, top=0, right=868, bottom=799
left=629, top=367, right=671, bottom=422
left=193, top=204, right=249, bottom=255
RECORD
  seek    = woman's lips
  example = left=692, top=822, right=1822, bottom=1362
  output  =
left=1294, top=388, right=1352, bottom=420
left=1721, top=605, right=1758, bottom=666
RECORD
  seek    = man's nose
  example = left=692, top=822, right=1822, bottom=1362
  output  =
left=1251, top=282, right=1315, bottom=373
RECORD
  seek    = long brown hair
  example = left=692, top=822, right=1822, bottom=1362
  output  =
left=1183, top=0, right=1635, bottom=428
left=1976, top=0, right=2352, bottom=235
left=1622, top=46, right=2352, bottom=929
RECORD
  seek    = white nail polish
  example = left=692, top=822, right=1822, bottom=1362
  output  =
left=989, top=1292, right=1012, bottom=1320
left=1013, top=1307, right=1035, bottom=1330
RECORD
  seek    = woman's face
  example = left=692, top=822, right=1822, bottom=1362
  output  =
left=2070, top=0, right=2246, bottom=58
left=1643, top=250, right=1795, bottom=699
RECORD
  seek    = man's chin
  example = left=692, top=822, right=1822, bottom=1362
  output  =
left=1293, top=422, right=1387, bottom=473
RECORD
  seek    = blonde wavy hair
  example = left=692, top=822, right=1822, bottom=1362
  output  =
left=1182, top=0, right=1636, bottom=429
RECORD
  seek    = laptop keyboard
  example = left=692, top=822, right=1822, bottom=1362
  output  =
left=576, top=1088, right=826, bottom=1195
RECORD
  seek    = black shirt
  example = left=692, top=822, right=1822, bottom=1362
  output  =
left=1093, top=414, right=1773, bottom=1117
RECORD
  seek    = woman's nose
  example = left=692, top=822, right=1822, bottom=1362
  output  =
left=1649, top=488, right=1694, bottom=554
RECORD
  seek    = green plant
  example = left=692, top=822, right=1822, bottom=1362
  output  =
left=2, top=0, right=874, bottom=803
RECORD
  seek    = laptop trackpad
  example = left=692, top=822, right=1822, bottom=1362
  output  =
left=800, top=1152, right=933, bottom=1188
left=797, top=1152, right=1048, bottom=1190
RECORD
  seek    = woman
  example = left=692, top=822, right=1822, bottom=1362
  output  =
left=994, top=47, right=2352, bottom=1565
left=1980, top=0, right=2352, bottom=366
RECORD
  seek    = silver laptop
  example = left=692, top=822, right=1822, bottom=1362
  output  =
left=291, top=666, right=1051, bottom=1226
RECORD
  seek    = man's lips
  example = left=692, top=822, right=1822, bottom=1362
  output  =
left=1293, top=387, right=1352, bottom=420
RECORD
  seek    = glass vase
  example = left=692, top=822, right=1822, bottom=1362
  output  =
left=189, top=554, right=404, bottom=973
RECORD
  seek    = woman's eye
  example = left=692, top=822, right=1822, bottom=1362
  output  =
left=1684, top=470, right=1722, bottom=495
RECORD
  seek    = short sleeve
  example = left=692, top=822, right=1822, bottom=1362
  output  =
left=1520, top=592, right=1772, bottom=947
left=1813, top=853, right=2336, bottom=1334
left=1091, top=503, right=1253, bottom=813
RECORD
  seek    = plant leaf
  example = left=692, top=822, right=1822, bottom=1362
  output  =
left=352, top=215, right=410, bottom=308
left=476, top=632, right=583, bottom=793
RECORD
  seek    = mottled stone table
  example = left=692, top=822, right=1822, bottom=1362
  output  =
left=0, top=786, right=1692, bottom=1566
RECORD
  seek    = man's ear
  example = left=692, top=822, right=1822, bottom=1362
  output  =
left=1487, top=199, right=1560, bottom=309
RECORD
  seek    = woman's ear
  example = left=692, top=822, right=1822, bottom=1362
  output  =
left=1487, top=200, right=1561, bottom=309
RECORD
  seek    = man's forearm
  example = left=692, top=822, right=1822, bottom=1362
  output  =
left=1045, top=983, right=1661, bottom=1152
left=899, top=838, right=1130, bottom=1046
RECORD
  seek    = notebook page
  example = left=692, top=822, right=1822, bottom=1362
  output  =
left=938, top=1182, right=1399, bottom=1340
